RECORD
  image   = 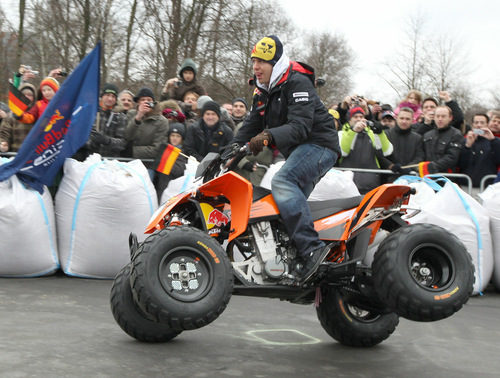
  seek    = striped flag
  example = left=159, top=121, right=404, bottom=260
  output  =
left=418, top=161, right=430, bottom=177
left=8, top=83, right=31, bottom=117
left=157, top=144, right=181, bottom=175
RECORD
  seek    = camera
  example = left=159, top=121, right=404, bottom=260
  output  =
left=366, top=120, right=374, bottom=127
left=473, top=129, right=485, bottom=135
left=59, top=71, right=68, bottom=77
left=315, top=78, right=326, bottom=87
left=146, top=101, right=156, bottom=108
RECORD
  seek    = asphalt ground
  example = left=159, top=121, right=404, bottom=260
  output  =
left=0, top=273, right=499, bottom=378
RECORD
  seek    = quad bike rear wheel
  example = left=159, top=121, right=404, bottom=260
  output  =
left=316, top=288, right=399, bottom=347
left=110, top=264, right=181, bottom=342
left=130, top=226, right=233, bottom=330
left=372, top=223, right=474, bottom=322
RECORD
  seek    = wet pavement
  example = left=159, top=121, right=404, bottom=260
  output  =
left=1, top=273, right=499, bottom=377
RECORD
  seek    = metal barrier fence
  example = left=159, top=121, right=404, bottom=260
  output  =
left=0, top=151, right=479, bottom=195
left=480, top=174, right=497, bottom=192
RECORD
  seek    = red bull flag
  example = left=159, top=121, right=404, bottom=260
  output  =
left=0, top=43, right=100, bottom=193
left=8, top=83, right=31, bottom=117
left=156, top=144, right=181, bottom=175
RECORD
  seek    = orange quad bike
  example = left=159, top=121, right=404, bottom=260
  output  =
left=110, top=144, right=474, bottom=347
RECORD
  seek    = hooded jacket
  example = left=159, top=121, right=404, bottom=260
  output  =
left=234, top=59, right=339, bottom=158
left=161, top=58, right=207, bottom=101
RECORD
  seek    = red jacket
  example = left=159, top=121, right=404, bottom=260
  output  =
left=19, top=98, right=49, bottom=124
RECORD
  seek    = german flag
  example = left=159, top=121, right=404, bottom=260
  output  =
left=156, top=144, right=181, bottom=175
left=8, top=83, right=31, bottom=117
left=418, top=161, right=431, bottom=177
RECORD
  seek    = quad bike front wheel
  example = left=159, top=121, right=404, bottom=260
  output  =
left=130, top=226, right=233, bottom=330
left=316, top=288, right=399, bottom=347
left=110, top=264, right=181, bottom=342
left=372, top=223, right=474, bottom=322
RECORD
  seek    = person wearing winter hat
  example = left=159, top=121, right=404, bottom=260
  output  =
left=184, top=100, right=233, bottom=161
left=231, top=97, right=249, bottom=132
left=124, top=87, right=168, bottom=177
left=17, top=77, right=60, bottom=124
left=161, top=58, right=207, bottom=101
left=82, top=82, right=127, bottom=159
left=233, top=35, right=340, bottom=283
left=0, top=83, right=38, bottom=152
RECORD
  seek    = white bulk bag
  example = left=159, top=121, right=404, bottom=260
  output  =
left=55, top=155, right=157, bottom=278
left=160, top=158, right=200, bottom=204
left=409, top=181, right=493, bottom=295
left=479, top=183, right=500, bottom=291
left=260, top=162, right=360, bottom=200
left=0, top=159, right=59, bottom=277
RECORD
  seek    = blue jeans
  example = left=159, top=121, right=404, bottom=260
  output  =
left=271, top=144, right=337, bottom=257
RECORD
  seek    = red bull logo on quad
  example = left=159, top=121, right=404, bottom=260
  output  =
left=207, top=209, right=230, bottom=228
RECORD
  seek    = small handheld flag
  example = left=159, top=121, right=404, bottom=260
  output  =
left=418, top=161, right=430, bottom=177
left=157, top=144, right=181, bottom=175
left=8, top=83, right=31, bottom=117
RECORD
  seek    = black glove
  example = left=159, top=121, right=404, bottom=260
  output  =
left=390, top=163, right=402, bottom=173
left=90, top=130, right=111, bottom=145
left=249, top=131, right=271, bottom=155
left=221, top=143, right=241, bottom=160
left=242, top=161, right=255, bottom=172
left=369, top=121, right=383, bottom=134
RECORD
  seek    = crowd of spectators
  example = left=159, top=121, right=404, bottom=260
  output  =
left=1, top=60, right=500, bottom=197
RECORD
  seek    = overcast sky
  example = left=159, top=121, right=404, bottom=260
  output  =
left=278, top=0, right=499, bottom=106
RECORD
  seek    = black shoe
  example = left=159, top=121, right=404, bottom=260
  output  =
left=293, top=245, right=330, bottom=283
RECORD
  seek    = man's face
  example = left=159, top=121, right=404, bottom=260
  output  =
left=183, top=93, right=198, bottom=110
left=397, top=111, right=413, bottom=130
left=381, top=116, right=396, bottom=128
left=472, top=115, right=488, bottom=130
left=349, top=113, right=365, bottom=126
left=489, top=116, right=500, bottom=133
left=222, top=103, right=232, bottom=115
left=203, top=110, right=219, bottom=127
left=422, top=100, right=437, bottom=120
left=102, top=93, right=117, bottom=108
left=232, top=101, right=247, bottom=118
left=252, top=58, right=273, bottom=85
left=138, top=97, right=154, bottom=113
left=435, top=107, right=452, bottom=129
left=182, top=69, right=194, bottom=83
left=119, top=93, right=134, bottom=110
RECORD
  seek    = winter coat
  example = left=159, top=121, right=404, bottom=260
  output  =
left=86, top=106, right=127, bottom=157
left=184, top=119, right=234, bottom=162
left=459, top=136, right=500, bottom=187
left=394, top=101, right=422, bottom=123
left=385, top=125, right=424, bottom=165
left=124, top=110, right=169, bottom=169
left=234, top=61, right=340, bottom=158
left=0, top=116, right=33, bottom=152
left=422, top=125, right=463, bottom=173
left=161, top=58, right=207, bottom=101
left=18, top=98, right=49, bottom=124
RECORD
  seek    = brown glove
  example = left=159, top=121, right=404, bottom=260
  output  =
left=249, top=131, right=272, bottom=155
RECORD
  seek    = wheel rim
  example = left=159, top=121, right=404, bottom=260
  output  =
left=158, top=246, right=215, bottom=302
left=408, top=243, right=455, bottom=291
left=339, top=291, right=381, bottom=323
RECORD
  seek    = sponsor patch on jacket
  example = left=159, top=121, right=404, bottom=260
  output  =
left=293, top=91, right=309, bottom=103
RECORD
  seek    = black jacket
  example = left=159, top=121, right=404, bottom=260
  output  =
left=423, top=125, right=463, bottom=173
left=184, top=119, right=234, bottom=161
left=413, top=100, right=464, bottom=135
left=459, top=137, right=500, bottom=187
left=385, top=126, right=424, bottom=165
left=234, top=61, right=340, bottom=158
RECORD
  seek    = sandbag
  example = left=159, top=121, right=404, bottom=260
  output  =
left=260, top=162, right=360, bottom=200
left=0, top=158, right=59, bottom=277
left=160, top=158, right=199, bottom=204
left=479, top=183, right=500, bottom=291
left=55, top=155, right=157, bottom=278
left=409, top=180, right=493, bottom=295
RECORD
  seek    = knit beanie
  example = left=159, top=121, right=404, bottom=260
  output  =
left=101, top=83, right=119, bottom=98
left=168, top=122, right=186, bottom=139
left=232, top=97, right=248, bottom=110
left=251, top=35, right=283, bottom=66
left=349, top=106, right=365, bottom=118
left=197, top=95, right=213, bottom=111
left=133, top=87, right=155, bottom=102
left=40, top=77, right=60, bottom=92
left=202, top=100, right=221, bottom=118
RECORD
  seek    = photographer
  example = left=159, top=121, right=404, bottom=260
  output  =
left=458, top=113, right=500, bottom=187
left=125, top=87, right=169, bottom=179
left=338, top=94, right=372, bottom=126
left=160, top=58, right=206, bottom=102
left=338, top=106, right=393, bottom=194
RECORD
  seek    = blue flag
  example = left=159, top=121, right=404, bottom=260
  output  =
left=0, top=43, right=101, bottom=193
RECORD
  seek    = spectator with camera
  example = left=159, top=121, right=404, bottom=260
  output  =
left=125, top=87, right=169, bottom=179
left=183, top=100, right=233, bottom=162
left=458, top=113, right=500, bottom=187
left=421, top=105, right=463, bottom=174
left=338, top=106, right=393, bottom=194
left=413, top=91, right=464, bottom=135
left=160, top=58, right=206, bottom=102
left=338, top=94, right=371, bottom=126
left=84, top=83, right=127, bottom=158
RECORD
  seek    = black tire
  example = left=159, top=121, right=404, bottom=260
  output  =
left=372, top=223, right=474, bottom=322
left=316, top=288, right=399, bottom=347
left=110, top=264, right=181, bottom=342
left=130, top=226, right=233, bottom=330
